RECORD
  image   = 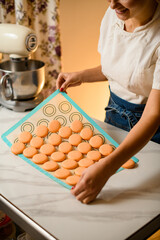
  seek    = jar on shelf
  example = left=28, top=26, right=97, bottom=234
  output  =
left=0, top=210, right=16, bottom=240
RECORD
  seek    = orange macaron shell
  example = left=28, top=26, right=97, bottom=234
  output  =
left=66, top=175, right=80, bottom=186
left=89, top=135, right=103, bottom=148
left=23, top=146, right=38, bottom=158
left=59, top=126, right=72, bottom=139
left=61, top=159, right=78, bottom=169
left=77, top=142, right=92, bottom=154
left=32, top=153, right=48, bottom=164
left=87, top=150, right=101, bottom=161
left=79, top=158, right=94, bottom=168
left=74, top=166, right=86, bottom=176
left=59, top=142, right=72, bottom=153
left=40, top=143, right=55, bottom=155
left=48, top=133, right=62, bottom=146
left=51, top=151, right=66, bottom=162
left=70, top=120, right=83, bottom=133
left=11, top=142, right=25, bottom=155
left=99, top=144, right=113, bottom=156
left=30, top=136, right=44, bottom=149
left=68, top=134, right=82, bottom=146
left=48, top=120, right=61, bottom=133
left=42, top=161, right=59, bottom=171
left=18, top=131, right=32, bottom=143
left=68, top=150, right=83, bottom=161
left=54, top=168, right=71, bottom=179
left=122, top=159, right=136, bottom=169
left=35, top=125, right=48, bottom=138
left=80, top=127, right=93, bottom=140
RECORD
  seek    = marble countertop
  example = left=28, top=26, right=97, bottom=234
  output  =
left=0, top=106, right=160, bottom=240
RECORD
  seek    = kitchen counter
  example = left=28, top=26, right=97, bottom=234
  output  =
left=0, top=106, right=160, bottom=240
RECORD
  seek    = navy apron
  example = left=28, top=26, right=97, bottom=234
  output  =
left=105, top=90, right=160, bottom=144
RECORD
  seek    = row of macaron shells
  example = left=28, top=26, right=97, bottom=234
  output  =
left=11, top=120, right=114, bottom=186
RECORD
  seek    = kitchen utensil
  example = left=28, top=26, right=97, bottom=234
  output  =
left=0, top=24, right=45, bottom=111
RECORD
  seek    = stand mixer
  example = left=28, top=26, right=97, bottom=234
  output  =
left=0, top=24, right=45, bottom=112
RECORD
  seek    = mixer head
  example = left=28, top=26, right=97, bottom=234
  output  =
left=0, top=24, right=38, bottom=60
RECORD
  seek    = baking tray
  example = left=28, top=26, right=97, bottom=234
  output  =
left=1, top=89, right=139, bottom=189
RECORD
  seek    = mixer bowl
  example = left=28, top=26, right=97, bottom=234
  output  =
left=0, top=59, right=45, bottom=100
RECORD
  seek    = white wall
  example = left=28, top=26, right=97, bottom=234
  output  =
left=59, top=0, right=110, bottom=121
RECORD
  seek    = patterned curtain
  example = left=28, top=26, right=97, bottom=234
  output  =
left=0, top=0, right=61, bottom=98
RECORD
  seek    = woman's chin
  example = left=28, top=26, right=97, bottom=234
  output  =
left=115, top=9, right=129, bottom=20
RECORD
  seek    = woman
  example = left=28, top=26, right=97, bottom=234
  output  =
left=56, top=0, right=160, bottom=204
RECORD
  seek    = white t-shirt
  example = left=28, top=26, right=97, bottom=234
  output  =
left=98, top=4, right=160, bottom=104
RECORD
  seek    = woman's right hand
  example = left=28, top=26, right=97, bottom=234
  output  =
left=56, top=66, right=106, bottom=92
left=56, top=71, right=83, bottom=92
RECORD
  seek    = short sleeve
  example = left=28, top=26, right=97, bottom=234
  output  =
left=98, top=7, right=114, bottom=55
left=98, top=30, right=102, bottom=54
left=152, top=47, right=160, bottom=90
left=98, top=11, right=107, bottom=55
left=98, top=16, right=105, bottom=55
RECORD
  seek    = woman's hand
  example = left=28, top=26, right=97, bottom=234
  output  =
left=56, top=66, right=107, bottom=92
left=71, top=158, right=114, bottom=204
left=56, top=71, right=83, bottom=92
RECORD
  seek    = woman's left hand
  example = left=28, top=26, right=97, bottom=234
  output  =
left=71, top=158, right=113, bottom=204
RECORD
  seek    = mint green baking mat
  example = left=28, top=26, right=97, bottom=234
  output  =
left=1, top=89, right=139, bottom=190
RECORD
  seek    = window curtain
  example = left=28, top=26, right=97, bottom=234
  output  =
left=0, top=0, right=61, bottom=98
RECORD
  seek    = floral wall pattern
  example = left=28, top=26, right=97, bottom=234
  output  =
left=0, top=0, right=61, bottom=98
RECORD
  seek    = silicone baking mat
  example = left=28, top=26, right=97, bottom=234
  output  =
left=1, top=89, right=138, bottom=189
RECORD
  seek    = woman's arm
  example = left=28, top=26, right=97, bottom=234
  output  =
left=71, top=89, right=160, bottom=204
left=80, top=66, right=107, bottom=83
left=56, top=66, right=107, bottom=92
left=105, top=89, right=160, bottom=171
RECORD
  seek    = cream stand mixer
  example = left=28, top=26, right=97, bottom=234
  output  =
left=0, top=24, right=45, bottom=111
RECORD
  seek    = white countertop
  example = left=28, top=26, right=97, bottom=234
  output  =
left=0, top=106, right=160, bottom=240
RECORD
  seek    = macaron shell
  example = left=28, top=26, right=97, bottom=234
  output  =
left=40, top=144, right=55, bottom=155
left=59, top=142, right=72, bottom=153
left=42, top=161, right=59, bottom=171
left=35, top=125, right=48, bottom=137
left=87, top=150, right=101, bottom=161
left=48, top=133, right=62, bottom=146
left=80, top=127, right=93, bottom=140
left=89, top=135, right=103, bottom=148
left=68, top=134, right=82, bottom=146
left=11, top=142, right=25, bottom=155
left=77, top=142, right=91, bottom=154
left=23, top=147, right=38, bottom=158
left=61, top=159, right=78, bottom=169
left=70, top=120, right=83, bottom=133
left=122, top=159, right=136, bottom=169
left=79, top=158, right=94, bottom=168
left=99, top=144, right=113, bottom=156
left=32, top=153, right=48, bottom=164
left=54, top=168, right=71, bottom=179
left=74, top=166, right=86, bottom=176
left=66, top=175, right=80, bottom=186
left=18, top=131, right=32, bottom=143
left=30, top=136, right=44, bottom=149
left=48, top=120, right=61, bottom=133
left=59, top=126, right=72, bottom=139
left=68, top=150, right=82, bottom=161
left=51, top=151, right=66, bottom=162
